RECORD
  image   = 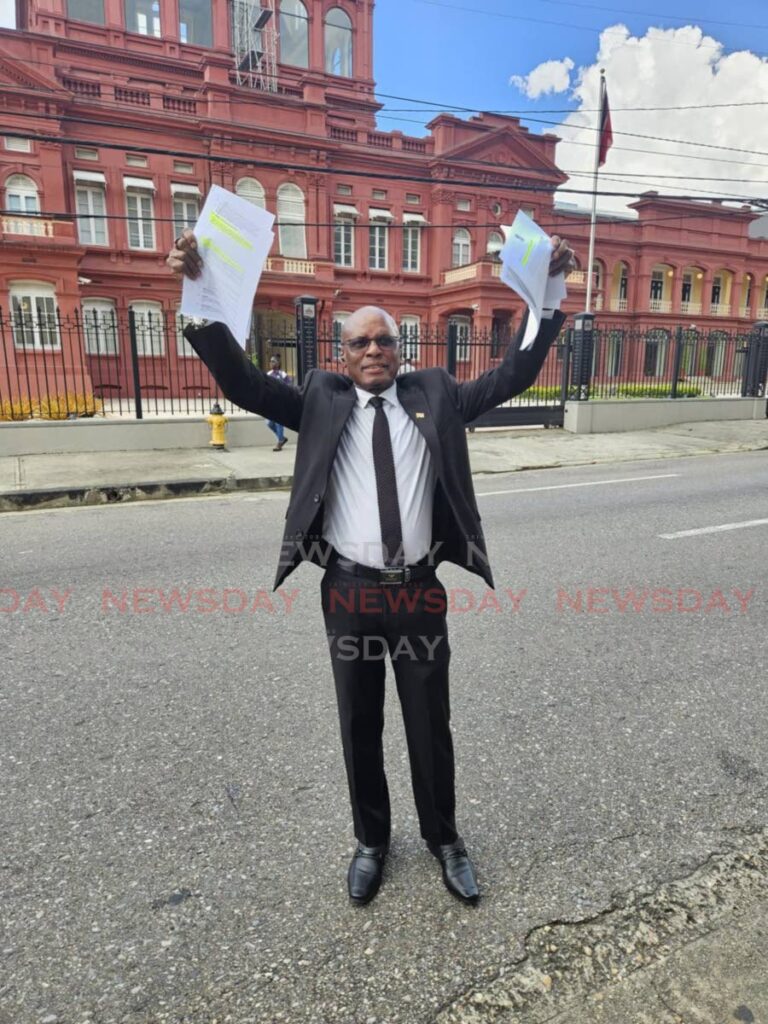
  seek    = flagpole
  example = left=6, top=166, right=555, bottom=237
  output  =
left=584, top=69, right=606, bottom=314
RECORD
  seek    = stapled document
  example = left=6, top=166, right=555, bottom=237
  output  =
left=181, top=184, right=275, bottom=347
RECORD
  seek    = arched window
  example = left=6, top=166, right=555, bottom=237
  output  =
left=10, top=282, right=59, bottom=350
left=82, top=299, right=119, bottom=355
left=486, top=231, right=504, bottom=256
left=5, top=174, right=40, bottom=215
left=276, top=182, right=306, bottom=258
left=235, top=177, right=266, bottom=208
left=452, top=228, right=471, bottom=268
left=130, top=300, right=166, bottom=356
left=280, top=0, right=308, bottom=67
left=324, top=7, right=352, bottom=77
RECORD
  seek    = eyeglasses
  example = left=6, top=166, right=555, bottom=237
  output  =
left=344, top=334, right=400, bottom=353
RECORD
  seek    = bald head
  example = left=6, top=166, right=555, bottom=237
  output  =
left=341, top=306, right=398, bottom=343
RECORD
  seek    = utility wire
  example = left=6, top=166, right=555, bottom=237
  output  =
left=4, top=123, right=765, bottom=206
left=413, top=0, right=740, bottom=52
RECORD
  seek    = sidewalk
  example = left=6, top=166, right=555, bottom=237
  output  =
left=1, top=418, right=766, bottom=511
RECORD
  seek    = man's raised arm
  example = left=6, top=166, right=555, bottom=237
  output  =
left=452, top=235, right=576, bottom=425
left=167, top=230, right=304, bottom=432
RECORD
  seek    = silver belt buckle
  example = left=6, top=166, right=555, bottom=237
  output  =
left=380, top=566, right=410, bottom=585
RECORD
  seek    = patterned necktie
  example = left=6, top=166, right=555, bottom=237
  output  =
left=369, top=396, right=404, bottom=566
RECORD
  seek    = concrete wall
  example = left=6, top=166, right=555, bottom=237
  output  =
left=565, top=397, right=766, bottom=434
left=0, top=416, right=286, bottom=456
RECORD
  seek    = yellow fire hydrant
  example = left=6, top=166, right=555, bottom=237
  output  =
left=207, top=401, right=228, bottom=450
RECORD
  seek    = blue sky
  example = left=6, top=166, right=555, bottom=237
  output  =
left=372, top=1, right=768, bottom=213
left=372, top=0, right=768, bottom=135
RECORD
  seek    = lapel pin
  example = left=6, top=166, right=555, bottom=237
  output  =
left=415, top=412, right=426, bottom=419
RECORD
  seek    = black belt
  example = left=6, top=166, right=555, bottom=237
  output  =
left=328, top=552, right=436, bottom=585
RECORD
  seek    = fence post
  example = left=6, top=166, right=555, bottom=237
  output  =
left=127, top=309, right=143, bottom=420
left=560, top=327, right=572, bottom=407
left=741, top=321, right=768, bottom=398
left=569, top=312, right=594, bottom=400
left=671, top=325, right=684, bottom=399
left=447, top=321, right=457, bottom=377
left=294, top=295, right=318, bottom=386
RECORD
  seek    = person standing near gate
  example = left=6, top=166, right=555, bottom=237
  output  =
left=167, top=229, right=575, bottom=906
left=266, top=353, right=290, bottom=451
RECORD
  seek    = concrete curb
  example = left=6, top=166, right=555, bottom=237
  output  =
left=0, top=473, right=294, bottom=512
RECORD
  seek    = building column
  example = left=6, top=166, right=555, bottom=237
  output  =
left=671, top=268, right=682, bottom=315
left=731, top=274, right=744, bottom=320
left=701, top=269, right=713, bottom=316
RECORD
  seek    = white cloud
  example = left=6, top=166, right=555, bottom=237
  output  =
left=510, top=57, right=574, bottom=99
left=516, top=24, right=768, bottom=216
left=0, top=0, right=15, bottom=29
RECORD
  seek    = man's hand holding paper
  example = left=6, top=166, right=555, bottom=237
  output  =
left=499, top=211, right=574, bottom=350
left=172, top=184, right=275, bottom=348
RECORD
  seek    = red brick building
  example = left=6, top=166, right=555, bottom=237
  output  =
left=2, top=0, right=768, bottom=401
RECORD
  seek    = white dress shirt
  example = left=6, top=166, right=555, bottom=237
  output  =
left=322, top=381, right=436, bottom=567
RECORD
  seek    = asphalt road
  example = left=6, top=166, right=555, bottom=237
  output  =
left=2, top=450, right=767, bottom=1024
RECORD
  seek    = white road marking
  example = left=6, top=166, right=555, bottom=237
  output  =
left=660, top=518, right=768, bottom=540
left=476, top=473, right=679, bottom=498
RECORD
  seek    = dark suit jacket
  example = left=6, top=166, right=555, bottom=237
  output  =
left=184, top=310, right=565, bottom=591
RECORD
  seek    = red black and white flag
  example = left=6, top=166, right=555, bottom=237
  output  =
left=598, top=84, right=613, bottom=166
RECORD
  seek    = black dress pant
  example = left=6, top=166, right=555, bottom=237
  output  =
left=320, top=565, right=458, bottom=848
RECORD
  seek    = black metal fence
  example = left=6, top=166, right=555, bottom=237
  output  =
left=1, top=307, right=767, bottom=424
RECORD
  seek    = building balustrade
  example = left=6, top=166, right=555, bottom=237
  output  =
left=264, top=257, right=315, bottom=275
left=649, top=298, right=672, bottom=313
left=566, top=270, right=587, bottom=285
left=443, top=264, right=479, bottom=284
left=2, top=216, right=55, bottom=238
left=610, top=297, right=628, bottom=312
left=710, top=303, right=731, bottom=317
left=757, top=307, right=768, bottom=320
left=739, top=306, right=751, bottom=318
left=680, top=301, right=702, bottom=315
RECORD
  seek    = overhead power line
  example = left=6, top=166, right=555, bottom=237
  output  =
left=3, top=124, right=765, bottom=207
left=413, top=0, right=732, bottom=51
left=533, top=0, right=768, bottom=33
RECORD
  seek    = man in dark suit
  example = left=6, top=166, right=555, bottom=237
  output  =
left=168, top=231, right=574, bottom=906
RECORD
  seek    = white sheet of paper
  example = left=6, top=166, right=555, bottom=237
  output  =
left=181, top=184, right=275, bottom=347
left=499, top=211, right=564, bottom=350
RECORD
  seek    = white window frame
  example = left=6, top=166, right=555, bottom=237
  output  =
left=452, top=228, right=471, bottom=268
left=449, top=315, right=471, bottom=363
left=4, top=137, right=31, bottom=153
left=456, top=198, right=471, bottom=212
left=276, top=183, right=307, bottom=259
left=486, top=231, right=504, bottom=256
left=10, top=282, right=60, bottom=351
left=82, top=299, right=119, bottom=355
left=76, top=184, right=108, bottom=246
left=172, top=192, right=200, bottom=238
left=176, top=309, right=199, bottom=358
left=368, top=221, right=388, bottom=271
left=332, top=311, right=349, bottom=360
left=125, top=187, right=155, bottom=250
left=399, top=315, right=420, bottom=362
left=5, top=174, right=40, bottom=215
left=130, top=301, right=166, bottom=356
left=334, top=217, right=354, bottom=267
left=235, top=176, right=266, bottom=207
left=402, top=225, right=421, bottom=273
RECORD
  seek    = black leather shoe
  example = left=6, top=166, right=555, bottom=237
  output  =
left=428, top=838, right=479, bottom=904
left=347, top=842, right=387, bottom=905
